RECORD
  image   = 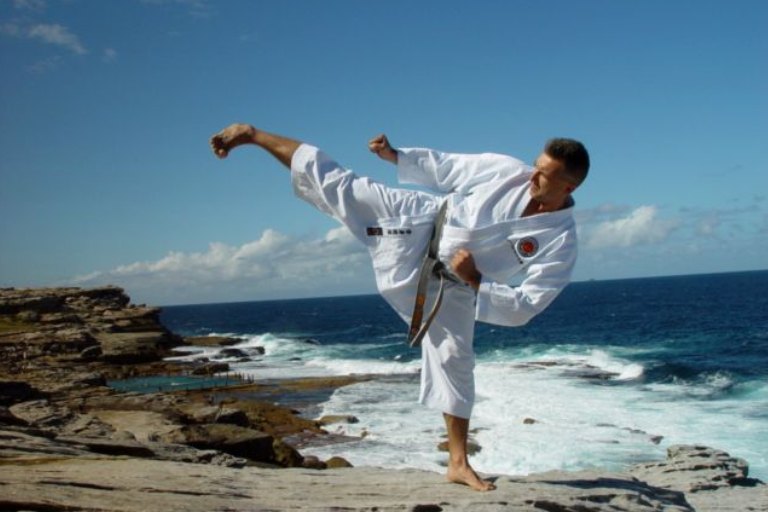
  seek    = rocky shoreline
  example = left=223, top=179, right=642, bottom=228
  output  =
left=1, top=286, right=765, bottom=511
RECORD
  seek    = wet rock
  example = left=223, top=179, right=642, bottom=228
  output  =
left=191, top=362, right=230, bottom=375
left=184, top=336, right=244, bottom=347
left=273, top=438, right=304, bottom=467
left=318, top=414, right=360, bottom=426
left=325, top=456, right=354, bottom=468
left=214, top=348, right=249, bottom=359
left=301, top=455, right=327, bottom=470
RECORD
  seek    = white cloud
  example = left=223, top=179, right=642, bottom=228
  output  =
left=696, top=218, right=719, bottom=237
left=26, top=54, right=63, bottom=74
left=102, top=47, right=117, bottom=63
left=72, top=226, right=375, bottom=304
left=585, top=205, right=679, bottom=249
left=13, top=0, right=46, bottom=11
left=27, top=23, right=87, bottom=54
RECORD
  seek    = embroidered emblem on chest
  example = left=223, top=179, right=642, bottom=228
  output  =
left=516, top=237, right=539, bottom=258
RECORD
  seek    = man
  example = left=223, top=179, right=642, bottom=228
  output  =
left=210, top=123, right=589, bottom=492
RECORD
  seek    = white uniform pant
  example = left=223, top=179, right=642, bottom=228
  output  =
left=291, top=144, right=477, bottom=419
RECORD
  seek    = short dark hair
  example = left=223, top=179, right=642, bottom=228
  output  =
left=544, top=138, right=590, bottom=186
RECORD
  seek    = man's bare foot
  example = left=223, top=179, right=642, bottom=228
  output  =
left=209, top=124, right=257, bottom=159
left=447, top=461, right=496, bottom=492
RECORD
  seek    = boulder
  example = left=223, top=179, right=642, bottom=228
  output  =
left=96, top=331, right=174, bottom=363
left=273, top=438, right=304, bottom=467
left=215, top=348, right=250, bottom=359
left=631, top=444, right=760, bottom=493
left=178, top=405, right=249, bottom=427
left=301, top=455, right=327, bottom=470
left=325, top=456, right=354, bottom=468
left=318, top=414, right=359, bottom=426
left=160, top=424, right=276, bottom=463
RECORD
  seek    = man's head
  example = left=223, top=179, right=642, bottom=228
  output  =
left=530, top=138, right=590, bottom=211
left=544, top=138, right=590, bottom=185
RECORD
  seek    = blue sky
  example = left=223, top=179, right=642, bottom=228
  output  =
left=1, top=0, right=766, bottom=305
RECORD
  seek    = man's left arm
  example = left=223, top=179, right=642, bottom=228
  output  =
left=451, top=234, right=577, bottom=327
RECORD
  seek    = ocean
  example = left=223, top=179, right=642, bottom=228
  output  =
left=160, top=270, right=768, bottom=480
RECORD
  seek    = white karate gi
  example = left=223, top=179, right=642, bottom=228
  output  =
left=291, top=143, right=578, bottom=419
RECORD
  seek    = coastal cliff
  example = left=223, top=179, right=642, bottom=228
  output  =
left=0, top=286, right=765, bottom=512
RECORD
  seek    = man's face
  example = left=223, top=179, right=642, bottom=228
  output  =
left=529, top=153, right=575, bottom=208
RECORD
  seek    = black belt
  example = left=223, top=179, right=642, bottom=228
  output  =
left=407, top=201, right=456, bottom=348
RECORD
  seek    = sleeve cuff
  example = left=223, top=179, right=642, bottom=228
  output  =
left=396, top=148, right=422, bottom=185
left=474, top=277, right=494, bottom=322
left=290, top=143, right=315, bottom=173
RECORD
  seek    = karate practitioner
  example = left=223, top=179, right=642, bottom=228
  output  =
left=210, top=123, right=589, bottom=492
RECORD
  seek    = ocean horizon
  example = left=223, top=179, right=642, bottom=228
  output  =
left=159, top=268, right=768, bottom=308
left=160, top=269, right=768, bottom=480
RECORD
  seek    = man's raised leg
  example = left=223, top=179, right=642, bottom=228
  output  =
left=210, top=123, right=301, bottom=168
left=444, top=413, right=496, bottom=492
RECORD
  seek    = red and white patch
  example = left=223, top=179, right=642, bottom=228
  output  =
left=516, top=237, right=539, bottom=258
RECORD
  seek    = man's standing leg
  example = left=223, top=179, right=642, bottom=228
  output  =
left=444, top=414, right=496, bottom=491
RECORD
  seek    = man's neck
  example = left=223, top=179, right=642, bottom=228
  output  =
left=521, top=197, right=571, bottom=218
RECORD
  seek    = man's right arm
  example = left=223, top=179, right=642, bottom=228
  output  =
left=368, top=133, right=526, bottom=194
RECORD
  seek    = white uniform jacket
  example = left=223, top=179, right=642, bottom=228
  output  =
left=291, top=144, right=578, bottom=329
left=397, top=147, right=578, bottom=327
